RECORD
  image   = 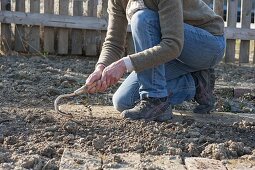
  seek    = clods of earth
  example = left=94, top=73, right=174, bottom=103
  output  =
left=0, top=55, right=254, bottom=169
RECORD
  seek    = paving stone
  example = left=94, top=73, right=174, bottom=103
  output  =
left=237, top=113, right=255, bottom=121
left=59, top=148, right=102, bottom=170
left=234, top=88, right=254, bottom=98
left=225, top=159, right=255, bottom=170
left=185, top=157, right=227, bottom=170
left=60, top=148, right=186, bottom=170
left=139, top=155, right=186, bottom=170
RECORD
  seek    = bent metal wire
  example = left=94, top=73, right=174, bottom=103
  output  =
left=54, top=84, right=91, bottom=118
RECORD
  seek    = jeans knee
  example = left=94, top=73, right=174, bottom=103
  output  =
left=131, top=9, right=157, bottom=33
left=112, top=93, right=126, bottom=112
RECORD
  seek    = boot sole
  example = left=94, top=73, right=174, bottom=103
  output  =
left=155, top=111, right=173, bottom=121
left=193, top=104, right=214, bottom=114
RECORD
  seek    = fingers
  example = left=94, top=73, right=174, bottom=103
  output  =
left=86, top=60, right=125, bottom=94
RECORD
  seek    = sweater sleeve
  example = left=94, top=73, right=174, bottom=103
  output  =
left=129, top=0, right=184, bottom=72
left=96, top=0, right=128, bottom=67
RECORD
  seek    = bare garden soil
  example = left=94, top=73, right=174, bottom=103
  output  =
left=0, top=55, right=254, bottom=169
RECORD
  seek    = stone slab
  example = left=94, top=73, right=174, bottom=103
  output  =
left=185, top=157, right=227, bottom=170
left=225, top=159, right=255, bottom=170
left=59, top=148, right=102, bottom=170
left=60, top=148, right=186, bottom=170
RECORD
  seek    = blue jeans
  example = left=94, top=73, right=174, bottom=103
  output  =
left=113, top=9, right=226, bottom=112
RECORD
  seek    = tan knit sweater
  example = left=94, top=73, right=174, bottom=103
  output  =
left=97, top=0, right=225, bottom=72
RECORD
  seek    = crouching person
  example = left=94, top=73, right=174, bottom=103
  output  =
left=85, top=0, right=226, bottom=121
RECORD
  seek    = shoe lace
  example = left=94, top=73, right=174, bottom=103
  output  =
left=136, top=98, right=159, bottom=111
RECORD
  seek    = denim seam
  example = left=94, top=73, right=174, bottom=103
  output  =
left=130, top=85, right=140, bottom=106
left=210, top=36, right=226, bottom=67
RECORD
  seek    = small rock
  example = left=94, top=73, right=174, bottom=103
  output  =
left=187, top=130, right=201, bottom=138
left=20, top=156, right=36, bottom=169
left=74, top=158, right=84, bottom=164
left=25, top=114, right=40, bottom=123
left=40, top=145, right=56, bottom=158
left=188, top=143, right=200, bottom=157
left=64, top=121, right=78, bottom=134
left=47, top=86, right=61, bottom=96
left=248, top=155, right=255, bottom=161
left=92, top=137, right=105, bottom=150
left=0, top=152, right=9, bottom=163
left=87, top=150, right=93, bottom=155
left=4, top=136, right=17, bottom=145
left=42, top=159, right=58, bottom=170
left=40, top=115, right=55, bottom=123
left=228, top=141, right=245, bottom=156
left=201, top=143, right=228, bottom=160
left=57, top=148, right=64, bottom=155
left=0, top=134, right=4, bottom=144
left=43, top=132, right=54, bottom=137
left=110, top=146, right=123, bottom=154
left=102, top=163, right=121, bottom=169
left=60, top=80, right=73, bottom=88
left=168, top=147, right=182, bottom=156
left=243, top=147, right=252, bottom=155
left=45, top=125, right=59, bottom=132
left=113, top=155, right=123, bottom=163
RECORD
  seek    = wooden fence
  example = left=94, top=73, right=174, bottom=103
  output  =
left=0, top=0, right=255, bottom=64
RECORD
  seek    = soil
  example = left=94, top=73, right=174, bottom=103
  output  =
left=0, top=55, right=254, bottom=169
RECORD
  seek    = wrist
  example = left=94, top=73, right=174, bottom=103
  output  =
left=96, top=64, right=105, bottom=71
left=123, top=56, right=134, bottom=73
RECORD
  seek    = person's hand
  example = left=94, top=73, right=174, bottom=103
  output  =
left=85, top=64, right=105, bottom=93
left=100, top=59, right=126, bottom=89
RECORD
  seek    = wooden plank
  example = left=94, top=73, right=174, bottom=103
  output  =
left=15, top=0, right=26, bottom=52
left=0, top=11, right=108, bottom=30
left=29, top=0, right=40, bottom=53
left=58, top=0, right=69, bottom=55
left=213, top=0, right=224, bottom=18
left=239, top=0, right=252, bottom=63
left=1, top=0, right=12, bottom=52
left=85, top=0, right=98, bottom=56
left=224, top=27, right=255, bottom=40
left=44, top=0, right=55, bottom=53
left=98, top=0, right=108, bottom=52
left=71, top=0, right=83, bottom=55
left=225, top=0, right=238, bottom=63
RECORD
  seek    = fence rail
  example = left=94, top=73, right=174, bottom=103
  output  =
left=0, top=0, right=255, bottom=64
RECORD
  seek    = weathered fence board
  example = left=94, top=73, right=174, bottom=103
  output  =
left=29, top=0, right=40, bottom=53
left=98, top=0, right=108, bottom=51
left=1, top=0, right=12, bottom=52
left=239, top=0, right=252, bottom=63
left=58, top=0, right=69, bottom=54
left=85, top=0, right=99, bottom=56
left=43, top=0, right=55, bottom=53
left=0, top=11, right=107, bottom=30
left=225, top=0, right=238, bottom=63
left=224, top=27, right=255, bottom=40
left=213, top=0, right=224, bottom=17
left=15, top=0, right=26, bottom=52
left=71, top=0, right=84, bottom=55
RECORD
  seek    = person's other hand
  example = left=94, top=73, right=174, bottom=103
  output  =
left=85, top=64, right=105, bottom=93
left=100, top=59, right=126, bottom=89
